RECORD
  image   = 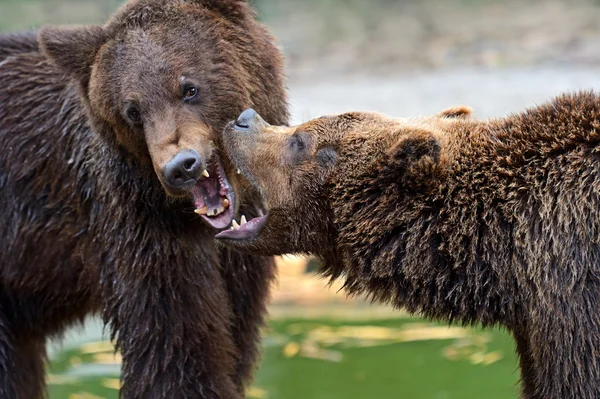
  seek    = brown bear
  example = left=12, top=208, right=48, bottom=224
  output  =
left=0, top=0, right=287, bottom=398
left=217, top=95, right=600, bottom=399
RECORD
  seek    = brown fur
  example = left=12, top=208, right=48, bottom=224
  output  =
left=220, top=93, right=600, bottom=398
left=0, top=31, right=38, bottom=61
left=0, top=0, right=287, bottom=397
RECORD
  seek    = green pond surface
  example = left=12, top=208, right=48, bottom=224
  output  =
left=48, top=315, right=520, bottom=399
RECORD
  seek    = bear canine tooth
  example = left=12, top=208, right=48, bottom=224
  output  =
left=241, top=215, right=247, bottom=225
left=232, top=220, right=240, bottom=229
left=237, top=169, right=241, bottom=174
left=202, top=170, right=210, bottom=178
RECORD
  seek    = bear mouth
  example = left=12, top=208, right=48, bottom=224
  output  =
left=214, top=211, right=268, bottom=241
left=213, top=145, right=269, bottom=241
left=191, top=156, right=235, bottom=230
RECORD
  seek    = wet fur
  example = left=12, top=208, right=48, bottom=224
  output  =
left=333, top=93, right=600, bottom=399
left=0, top=1, right=287, bottom=397
left=224, top=92, right=600, bottom=398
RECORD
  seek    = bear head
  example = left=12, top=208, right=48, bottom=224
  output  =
left=215, top=106, right=472, bottom=256
left=38, top=0, right=287, bottom=230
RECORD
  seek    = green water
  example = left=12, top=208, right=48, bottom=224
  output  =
left=47, top=316, right=520, bottom=399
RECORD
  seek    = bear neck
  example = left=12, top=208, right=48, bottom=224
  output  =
left=322, top=124, right=519, bottom=328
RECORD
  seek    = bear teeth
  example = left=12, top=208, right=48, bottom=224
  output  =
left=231, top=216, right=247, bottom=230
left=211, top=207, right=225, bottom=216
left=202, top=169, right=210, bottom=178
left=194, top=197, right=230, bottom=218
left=194, top=206, right=209, bottom=215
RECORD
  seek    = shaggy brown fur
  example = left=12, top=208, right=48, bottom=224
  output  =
left=0, top=32, right=38, bottom=61
left=219, top=93, right=600, bottom=399
left=0, top=1, right=287, bottom=397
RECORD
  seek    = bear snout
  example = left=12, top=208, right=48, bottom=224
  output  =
left=234, top=108, right=270, bottom=131
left=162, top=149, right=205, bottom=190
left=234, top=108, right=258, bottom=130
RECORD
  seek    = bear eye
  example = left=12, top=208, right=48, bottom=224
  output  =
left=183, top=86, right=199, bottom=102
left=126, top=107, right=142, bottom=124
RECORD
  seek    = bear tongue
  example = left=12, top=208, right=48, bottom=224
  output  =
left=215, top=214, right=268, bottom=241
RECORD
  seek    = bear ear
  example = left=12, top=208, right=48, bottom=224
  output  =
left=189, top=0, right=252, bottom=20
left=382, top=129, right=443, bottom=190
left=439, top=105, right=473, bottom=119
left=38, top=25, right=107, bottom=83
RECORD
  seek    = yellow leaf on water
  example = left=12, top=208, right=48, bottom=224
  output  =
left=401, top=327, right=469, bottom=342
left=483, top=351, right=503, bottom=365
left=443, top=346, right=459, bottom=361
left=70, top=357, right=83, bottom=367
left=470, top=351, right=485, bottom=365
left=247, top=386, right=269, bottom=398
left=283, top=342, right=300, bottom=358
left=300, top=341, right=343, bottom=362
left=333, top=326, right=398, bottom=340
left=102, top=378, right=122, bottom=390
left=93, top=352, right=123, bottom=365
left=68, top=393, right=106, bottom=399
left=305, top=324, right=470, bottom=348
left=79, top=341, right=116, bottom=355
left=46, top=374, right=78, bottom=385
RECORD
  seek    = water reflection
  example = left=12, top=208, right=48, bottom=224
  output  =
left=48, top=315, right=518, bottom=399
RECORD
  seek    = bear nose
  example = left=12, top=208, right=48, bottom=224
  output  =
left=235, top=108, right=258, bottom=130
left=162, top=149, right=203, bottom=189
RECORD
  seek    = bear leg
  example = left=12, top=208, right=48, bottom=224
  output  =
left=523, top=296, right=600, bottom=399
left=104, top=253, right=243, bottom=399
left=513, top=331, right=538, bottom=399
left=14, top=338, right=46, bottom=399
left=0, top=320, right=45, bottom=399
left=219, top=247, right=277, bottom=392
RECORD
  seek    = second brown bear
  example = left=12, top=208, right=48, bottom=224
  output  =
left=219, top=95, right=600, bottom=399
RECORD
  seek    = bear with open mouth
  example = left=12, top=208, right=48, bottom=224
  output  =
left=0, top=0, right=287, bottom=397
left=218, top=94, right=600, bottom=399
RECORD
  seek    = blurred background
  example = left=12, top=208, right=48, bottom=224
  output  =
left=3, top=0, right=600, bottom=397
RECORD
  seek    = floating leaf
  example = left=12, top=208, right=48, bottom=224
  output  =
left=92, top=353, right=122, bottom=365
left=300, top=341, right=343, bottom=362
left=283, top=342, right=300, bottom=358
left=442, top=334, right=502, bottom=366
left=483, top=351, right=503, bottom=365
left=102, top=378, right=121, bottom=390
left=68, top=393, right=106, bottom=399
left=79, top=341, right=115, bottom=355
left=247, top=386, right=270, bottom=398
left=47, top=374, right=79, bottom=386
left=70, top=357, right=83, bottom=367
